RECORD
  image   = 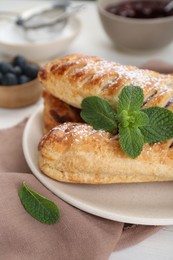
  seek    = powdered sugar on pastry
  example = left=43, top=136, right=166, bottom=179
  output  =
left=38, top=54, right=173, bottom=184
left=39, top=54, right=173, bottom=110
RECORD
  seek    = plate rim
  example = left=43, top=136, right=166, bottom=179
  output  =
left=23, top=107, right=173, bottom=226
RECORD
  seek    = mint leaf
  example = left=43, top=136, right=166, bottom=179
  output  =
left=118, top=110, right=131, bottom=128
left=80, top=86, right=173, bottom=159
left=119, top=126, right=144, bottom=158
left=118, top=110, right=149, bottom=128
left=130, top=111, right=149, bottom=127
left=141, top=107, right=173, bottom=143
left=19, top=183, right=60, bottom=224
left=117, top=86, right=144, bottom=114
left=80, top=96, right=117, bottom=132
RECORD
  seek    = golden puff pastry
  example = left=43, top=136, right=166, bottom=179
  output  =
left=38, top=122, right=173, bottom=184
left=38, top=54, right=173, bottom=110
left=38, top=54, right=173, bottom=183
left=43, top=90, right=82, bottom=133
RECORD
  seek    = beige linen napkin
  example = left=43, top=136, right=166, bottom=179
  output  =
left=1, top=60, right=171, bottom=260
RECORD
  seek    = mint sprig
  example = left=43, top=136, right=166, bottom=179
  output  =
left=117, top=85, right=144, bottom=113
left=81, top=96, right=117, bottom=132
left=80, top=86, right=173, bottom=158
left=119, top=125, right=144, bottom=159
left=140, top=107, right=173, bottom=143
left=19, top=183, right=60, bottom=224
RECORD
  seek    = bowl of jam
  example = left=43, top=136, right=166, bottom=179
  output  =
left=97, top=0, right=173, bottom=50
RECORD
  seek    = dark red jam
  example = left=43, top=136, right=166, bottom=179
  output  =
left=106, top=1, right=173, bottom=19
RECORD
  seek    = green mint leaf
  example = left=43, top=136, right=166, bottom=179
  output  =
left=80, top=96, right=117, bottom=132
left=117, top=86, right=144, bottom=114
left=19, top=183, right=60, bottom=224
left=119, top=126, right=144, bottom=158
left=118, top=110, right=149, bottom=128
left=80, top=86, right=173, bottom=159
left=118, top=110, right=131, bottom=128
left=140, top=107, right=173, bottom=143
left=130, top=111, right=149, bottom=127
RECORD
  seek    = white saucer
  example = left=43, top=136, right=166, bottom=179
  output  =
left=23, top=107, right=173, bottom=226
left=0, top=17, right=81, bottom=61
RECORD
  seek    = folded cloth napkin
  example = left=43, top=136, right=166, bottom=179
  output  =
left=0, top=121, right=160, bottom=260
left=1, top=60, right=171, bottom=260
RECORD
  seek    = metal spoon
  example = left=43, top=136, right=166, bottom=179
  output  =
left=16, top=3, right=84, bottom=30
left=0, top=2, right=83, bottom=30
left=164, top=0, right=173, bottom=12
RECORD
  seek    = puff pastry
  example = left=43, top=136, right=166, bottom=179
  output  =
left=38, top=122, right=173, bottom=183
left=39, top=54, right=173, bottom=110
left=38, top=54, right=173, bottom=184
left=43, top=90, right=82, bottom=133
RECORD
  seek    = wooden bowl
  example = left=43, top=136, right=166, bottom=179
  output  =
left=0, top=78, right=42, bottom=108
left=0, top=58, right=42, bottom=109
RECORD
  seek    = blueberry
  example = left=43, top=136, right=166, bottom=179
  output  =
left=0, top=62, right=14, bottom=74
left=13, top=66, right=22, bottom=76
left=12, top=55, right=27, bottom=68
left=23, top=64, right=39, bottom=79
left=0, top=72, right=3, bottom=84
left=1, top=73, right=18, bottom=86
left=18, top=75, right=30, bottom=84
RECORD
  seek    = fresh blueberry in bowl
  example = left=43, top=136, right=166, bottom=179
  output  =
left=12, top=55, right=27, bottom=68
left=1, top=73, right=18, bottom=86
left=0, top=72, right=3, bottom=84
left=23, top=64, right=39, bottom=79
left=13, top=66, right=22, bottom=76
left=18, top=75, right=31, bottom=84
left=0, top=55, right=39, bottom=86
left=0, top=62, right=14, bottom=74
left=0, top=55, right=41, bottom=108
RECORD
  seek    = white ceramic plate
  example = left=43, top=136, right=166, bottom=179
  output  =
left=0, top=17, right=81, bottom=61
left=23, top=107, right=173, bottom=225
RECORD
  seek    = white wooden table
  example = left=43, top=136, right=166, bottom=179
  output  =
left=0, top=1, right=173, bottom=259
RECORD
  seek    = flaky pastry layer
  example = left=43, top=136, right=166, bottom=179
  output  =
left=39, top=54, right=173, bottom=110
left=43, top=90, right=82, bottom=133
left=38, top=54, right=173, bottom=183
left=38, top=123, right=173, bottom=184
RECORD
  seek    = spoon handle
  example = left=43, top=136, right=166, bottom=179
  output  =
left=16, top=3, right=84, bottom=30
left=164, top=0, right=173, bottom=12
